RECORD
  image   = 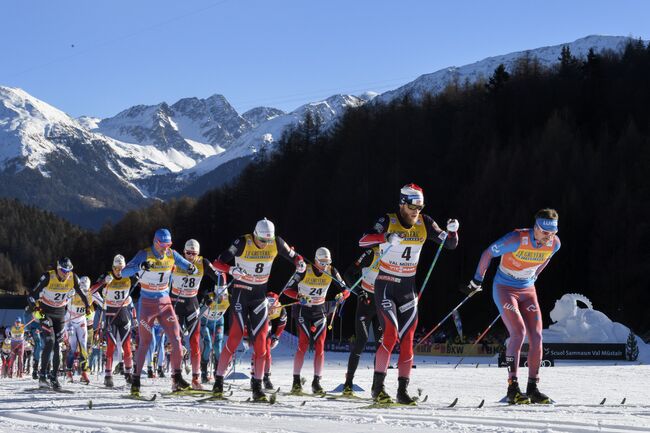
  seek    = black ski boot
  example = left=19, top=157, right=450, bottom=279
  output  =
left=130, top=375, right=141, bottom=397
left=212, top=375, right=224, bottom=397
left=147, top=366, right=154, bottom=378
left=104, top=375, right=114, bottom=388
left=526, top=378, right=551, bottom=404
left=32, top=360, right=39, bottom=380
left=200, top=361, right=209, bottom=384
left=342, top=373, right=354, bottom=396
left=158, top=366, right=166, bottom=378
left=290, top=374, right=303, bottom=394
left=38, top=373, right=50, bottom=389
left=396, top=377, right=417, bottom=405
left=251, top=378, right=268, bottom=402
left=124, top=372, right=133, bottom=384
left=507, top=378, right=531, bottom=404
left=371, top=372, right=393, bottom=404
left=171, top=371, right=191, bottom=392
left=311, top=375, right=324, bottom=395
left=49, top=372, right=61, bottom=391
left=263, top=372, right=274, bottom=390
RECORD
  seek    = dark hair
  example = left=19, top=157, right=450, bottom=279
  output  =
left=534, top=208, right=559, bottom=220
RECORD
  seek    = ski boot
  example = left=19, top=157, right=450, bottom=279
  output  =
left=32, top=361, right=39, bottom=380
left=192, top=373, right=203, bottom=390
left=371, top=372, right=393, bottom=404
left=526, top=378, right=551, bottom=404
left=342, top=374, right=354, bottom=396
left=130, top=375, right=141, bottom=397
left=171, top=371, right=191, bottom=392
left=251, top=378, right=268, bottom=402
left=200, top=361, right=209, bottom=384
left=212, top=375, right=224, bottom=397
left=396, top=377, right=417, bottom=405
left=157, top=366, right=165, bottom=378
left=147, top=366, right=155, bottom=378
left=114, top=361, right=124, bottom=375
left=263, top=372, right=274, bottom=390
left=104, top=375, right=114, bottom=388
left=507, top=378, right=531, bottom=404
left=311, top=375, right=325, bottom=395
left=80, top=371, right=90, bottom=384
left=124, top=372, right=133, bottom=384
left=290, top=374, right=303, bottom=394
left=66, top=371, right=74, bottom=383
left=38, top=374, right=50, bottom=389
left=49, top=372, right=62, bottom=391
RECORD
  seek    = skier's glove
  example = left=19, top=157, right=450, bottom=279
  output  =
left=335, top=290, right=350, bottom=305
left=270, top=335, right=280, bottom=350
left=385, top=232, right=404, bottom=246
left=358, top=290, right=372, bottom=305
left=187, top=263, right=198, bottom=275
left=229, top=265, right=247, bottom=280
left=294, top=255, right=307, bottom=273
left=298, top=294, right=311, bottom=306
left=32, top=306, right=45, bottom=321
left=446, top=219, right=460, bottom=233
left=460, top=279, right=483, bottom=296
left=140, top=260, right=153, bottom=271
left=103, top=274, right=114, bottom=285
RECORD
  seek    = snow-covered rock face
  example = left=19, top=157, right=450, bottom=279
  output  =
left=376, top=35, right=635, bottom=105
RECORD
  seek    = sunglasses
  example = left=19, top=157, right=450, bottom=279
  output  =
left=406, top=203, right=424, bottom=211
left=185, top=251, right=198, bottom=256
left=59, top=268, right=72, bottom=274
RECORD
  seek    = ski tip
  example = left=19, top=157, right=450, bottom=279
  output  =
left=421, top=395, right=428, bottom=403
left=599, top=398, right=607, bottom=405
left=448, top=397, right=458, bottom=408
left=300, top=400, right=306, bottom=406
left=621, top=397, right=626, bottom=405
left=477, top=399, right=485, bottom=408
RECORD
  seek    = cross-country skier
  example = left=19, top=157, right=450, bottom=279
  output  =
left=121, top=228, right=197, bottom=396
left=284, top=247, right=349, bottom=395
left=26, top=319, right=42, bottom=379
left=341, top=247, right=382, bottom=395
left=260, top=291, right=287, bottom=390
left=64, top=276, right=99, bottom=384
left=28, top=257, right=90, bottom=390
left=170, top=239, right=224, bottom=390
left=465, top=208, right=560, bottom=404
left=211, top=218, right=306, bottom=401
left=199, top=283, right=229, bottom=383
left=9, top=317, right=26, bottom=378
left=359, top=183, right=459, bottom=404
left=91, top=254, right=137, bottom=387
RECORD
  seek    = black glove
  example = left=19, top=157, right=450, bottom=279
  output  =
left=140, top=260, right=152, bottom=271
left=460, top=279, right=483, bottom=296
left=26, top=297, right=37, bottom=312
left=359, top=289, right=372, bottom=305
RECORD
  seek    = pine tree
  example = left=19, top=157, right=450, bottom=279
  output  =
left=486, top=64, right=510, bottom=93
left=626, top=331, right=639, bottom=361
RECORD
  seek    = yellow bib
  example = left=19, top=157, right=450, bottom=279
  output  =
left=171, top=256, right=205, bottom=297
left=379, top=213, right=427, bottom=277
left=40, top=270, right=75, bottom=308
left=235, top=234, right=278, bottom=285
left=297, top=264, right=333, bottom=306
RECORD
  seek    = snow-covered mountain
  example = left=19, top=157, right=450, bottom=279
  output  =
left=0, top=35, right=641, bottom=228
left=376, top=35, right=633, bottom=104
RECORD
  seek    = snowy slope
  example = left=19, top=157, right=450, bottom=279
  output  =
left=185, top=93, right=371, bottom=177
left=0, top=350, right=648, bottom=433
left=376, top=35, right=635, bottom=104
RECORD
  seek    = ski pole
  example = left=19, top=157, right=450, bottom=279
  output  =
left=417, top=231, right=448, bottom=299
left=453, top=313, right=501, bottom=368
left=327, top=303, right=339, bottom=330
left=415, top=289, right=481, bottom=346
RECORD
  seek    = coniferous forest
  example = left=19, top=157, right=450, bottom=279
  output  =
left=2, top=41, right=649, bottom=336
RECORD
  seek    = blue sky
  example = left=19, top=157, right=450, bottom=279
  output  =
left=2, top=0, right=648, bottom=118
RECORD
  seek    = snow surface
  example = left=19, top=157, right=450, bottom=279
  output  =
left=1, top=348, right=648, bottom=433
